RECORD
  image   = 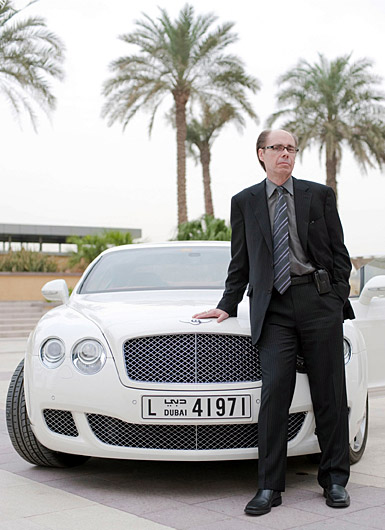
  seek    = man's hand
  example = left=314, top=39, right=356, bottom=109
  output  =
left=192, top=308, right=229, bottom=323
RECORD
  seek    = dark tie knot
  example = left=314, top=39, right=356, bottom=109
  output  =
left=277, top=186, right=285, bottom=195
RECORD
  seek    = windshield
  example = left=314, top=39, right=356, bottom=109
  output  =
left=79, top=246, right=231, bottom=293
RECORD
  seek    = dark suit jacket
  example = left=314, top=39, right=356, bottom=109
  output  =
left=217, top=177, right=355, bottom=344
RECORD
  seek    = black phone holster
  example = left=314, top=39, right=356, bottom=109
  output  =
left=313, top=269, right=331, bottom=294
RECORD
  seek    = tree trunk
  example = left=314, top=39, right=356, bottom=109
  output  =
left=199, top=142, right=214, bottom=216
left=326, top=149, right=338, bottom=203
left=173, top=89, right=189, bottom=225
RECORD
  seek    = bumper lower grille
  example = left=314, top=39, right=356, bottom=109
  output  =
left=87, top=412, right=306, bottom=450
left=123, top=334, right=261, bottom=383
left=43, top=409, right=78, bottom=437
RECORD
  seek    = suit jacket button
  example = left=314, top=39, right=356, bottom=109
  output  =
left=267, top=289, right=272, bottom=294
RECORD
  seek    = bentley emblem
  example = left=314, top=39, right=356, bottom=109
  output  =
left=179, top=318, right=212, bottom=325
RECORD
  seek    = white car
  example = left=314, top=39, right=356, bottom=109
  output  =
left=6, top=242, right=383, bottom=468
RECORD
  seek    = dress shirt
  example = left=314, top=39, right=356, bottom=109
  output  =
left=265, top=176, right=315, bottom=277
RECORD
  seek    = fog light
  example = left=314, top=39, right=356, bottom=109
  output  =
left=72, top=339, right=106, bottom=374
left=40, top=338, right=65, bottom=368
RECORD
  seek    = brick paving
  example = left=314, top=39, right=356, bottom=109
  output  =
left=1, top=339, right=385, bottom=529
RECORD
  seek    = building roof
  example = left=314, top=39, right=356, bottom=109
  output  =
left=0, top=223, right=141, bottom=245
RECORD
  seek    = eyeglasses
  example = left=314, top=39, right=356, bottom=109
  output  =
left=263, top=144, right=299, bottom=154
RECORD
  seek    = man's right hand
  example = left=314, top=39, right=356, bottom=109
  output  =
left=192, top=308, right=229, bottom=323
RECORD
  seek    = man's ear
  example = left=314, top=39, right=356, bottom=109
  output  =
left=257, top=148, right=265, bottom=164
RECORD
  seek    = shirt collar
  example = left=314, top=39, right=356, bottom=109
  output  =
left=265, top=176, right=294, bottom=198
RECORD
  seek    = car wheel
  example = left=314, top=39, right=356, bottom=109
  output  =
left=349, top=395, right=369, bottom=464
left=6, top=359, right=90, bottom=468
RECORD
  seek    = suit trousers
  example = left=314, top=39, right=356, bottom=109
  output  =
left=256, top=281, right=350, bottom=492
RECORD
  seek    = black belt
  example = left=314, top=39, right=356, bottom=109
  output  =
left=290, top=274, right=314, bottom=286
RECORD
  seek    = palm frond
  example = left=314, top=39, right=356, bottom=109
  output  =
left=0, top=1, right=65, bottom=128
left=268, top=53, right=385, bottom=189
left=102, top=4, right=259, bottom=135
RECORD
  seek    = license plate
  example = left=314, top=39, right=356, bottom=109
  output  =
left=142, top=395, right=251, bottom=420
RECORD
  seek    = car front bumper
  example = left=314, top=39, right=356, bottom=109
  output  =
left=24, top=351, right=325, bottom=461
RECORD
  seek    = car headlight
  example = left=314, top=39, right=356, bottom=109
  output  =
left=343, top=338, right=352, bottom=365
left=40, top=338, right=65, bottom=368
left=72, top=339, right=106, bottom=374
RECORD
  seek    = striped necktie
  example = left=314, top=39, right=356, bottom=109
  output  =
left=273, top=186, right=291, bottom=294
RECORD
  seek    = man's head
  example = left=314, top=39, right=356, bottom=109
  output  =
left=256, top=129, right=298, bottom=183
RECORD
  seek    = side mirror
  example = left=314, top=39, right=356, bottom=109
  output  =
left=359, top=275, right=385, bottom=306
left=42, top=279, right=70, bottom=304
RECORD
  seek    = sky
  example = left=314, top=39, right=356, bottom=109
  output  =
left=1, top=0, right=385, bottom=257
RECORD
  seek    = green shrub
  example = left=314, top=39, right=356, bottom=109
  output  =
left=67, top=230, right=134, bottom=268
left=175, top=214, right=231, bottom=241
left=0, top=249, right=58, bottom=272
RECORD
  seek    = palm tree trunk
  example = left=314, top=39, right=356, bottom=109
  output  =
left=326, top=149, right=338, bottom=203
left=173, top=90, right=189, bottom=225
left=199, top=142, right=214, bottom=216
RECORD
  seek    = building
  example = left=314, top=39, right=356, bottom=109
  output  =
left=0, top=223, right=142, bottom=253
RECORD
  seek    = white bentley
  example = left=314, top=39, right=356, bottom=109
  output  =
left=6, top=242, right=384, bottom=468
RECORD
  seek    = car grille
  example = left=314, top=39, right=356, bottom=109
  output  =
left=87, top=412, right=306, bottom=450
left=43, top=409, right=79, bottom=437
left=123, top=334, right=261, bottom=383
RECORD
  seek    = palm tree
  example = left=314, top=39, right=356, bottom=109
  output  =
left=102, top=3, right=259, bottom=225
left=267, top=54, right=385, bottom=200
left=186, top=101, right=258, bottom=216
left=0, top=0, right=65, bottom=129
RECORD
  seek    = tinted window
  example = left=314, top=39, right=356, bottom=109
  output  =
left=79, top=246, right=231, bottom=293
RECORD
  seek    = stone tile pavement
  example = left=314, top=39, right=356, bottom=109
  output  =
left=1, top=338, right=385, bottom=529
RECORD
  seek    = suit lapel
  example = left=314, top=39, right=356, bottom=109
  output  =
left=293, top=177, right=312, bottom=251
left=248, top=181, right=273, bottom=254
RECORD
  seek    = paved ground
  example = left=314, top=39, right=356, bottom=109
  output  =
left=1, top=338, right=385, bottom=530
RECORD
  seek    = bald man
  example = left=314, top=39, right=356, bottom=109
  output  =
left=194, top=129, right=354, bottom=515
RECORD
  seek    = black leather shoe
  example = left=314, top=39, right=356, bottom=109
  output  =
left=323, top=484, right=350, bottom=508
left=244, top=489, right=282, bottom=515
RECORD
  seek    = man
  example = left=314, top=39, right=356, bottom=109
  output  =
left=194, top=129, right=354, bottom=516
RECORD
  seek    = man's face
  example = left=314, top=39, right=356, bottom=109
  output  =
left=258, top=130, right=297, bottom=181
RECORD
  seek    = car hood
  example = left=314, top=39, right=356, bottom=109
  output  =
left=69, top=290, right=251, bottom=343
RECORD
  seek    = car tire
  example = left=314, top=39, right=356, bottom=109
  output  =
left=349, top=395, right=369, bottom=464
left=6, top=359, right=90, bottom=468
